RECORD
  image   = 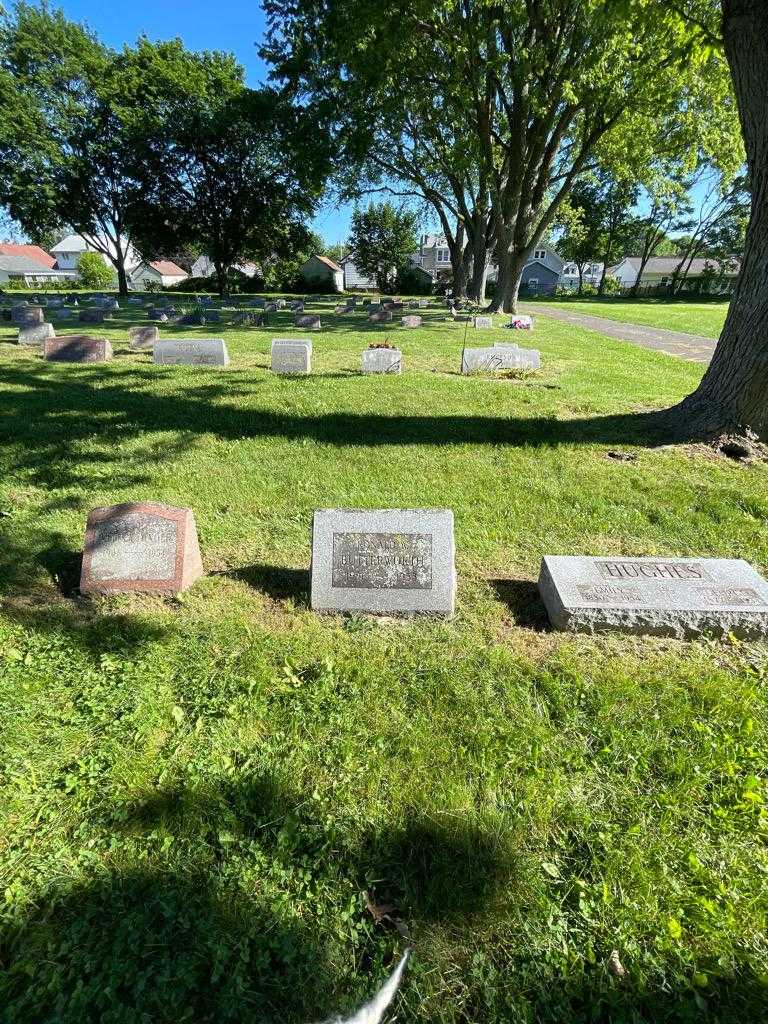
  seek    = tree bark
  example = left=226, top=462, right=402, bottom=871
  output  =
left=114, top=255, right=129, bottom=297
left=672, top=1, right=768, bottom=440
left=213, top=260, right=228, bottom=298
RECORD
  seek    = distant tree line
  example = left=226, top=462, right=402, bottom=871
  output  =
left=0, top=3, right=331, bottom=296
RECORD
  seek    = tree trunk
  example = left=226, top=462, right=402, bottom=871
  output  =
left=471, top=252, right=489, bottom=304
left=214, top=261, right=228, bottom=299
left=115, top=255, right=129, bottom=298
left=489, top=250, right=527, bottom=313
left=672, top=0, right=768, bottom=440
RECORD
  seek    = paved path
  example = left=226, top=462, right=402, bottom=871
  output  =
left=521, top=303, right=717, bottom=363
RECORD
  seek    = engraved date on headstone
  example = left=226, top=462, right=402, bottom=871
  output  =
left=698, top=586, right=766, bottom=607
left=332, top=532, right=433, bottom=590
left=577, top=584, right=642, bottom=603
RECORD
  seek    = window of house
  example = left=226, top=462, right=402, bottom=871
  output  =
left=534, top=249, right=545, bottom=260
left=436, top=249, right=450, bottom=263
left=528, top=277, right=539, bottom=290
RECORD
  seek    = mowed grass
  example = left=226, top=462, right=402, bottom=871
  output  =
left=0, top=295, right=767, bottom=1023
left=532, top=298, right=730, bottom=338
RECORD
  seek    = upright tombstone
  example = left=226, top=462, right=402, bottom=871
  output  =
left=265, top=302, right=279, bottom=312
left=18, top=322, right=55, bottom=346
left=275, top=299, right=287, bottom=309
left=80, top=502, right=203, bottom=594
left=13, top=304, right=43, bottom=325
left=345, top=297, right=357, bottom=308
left=473, top=316, right=493, bottom=329
left=271, top=338, right=311, bottom=374
left=153, top=338, right=230, bottom=367
left=129, top=325, right=160, bottom=350
left=461, top=346, right=541, bottom=373
left=79, top=308, right=105, bottom=324
left=104, top=299, right=120, bottom=312
left=401, top=315, right=422, bottom=328
left=44, top=336, right=113, bottom=363
left=362, top=347, right=402, bottom=374
left=538, top=555, right=768, bottom=639
left=334, top=304, right=348, bottom=314
left=311, top=508, right=456, bottom=616
left=294, top=314, right=321, bottom=330
left=418, top=299, right=429, bottom=308
left=369, top=310, right=393, bottom=323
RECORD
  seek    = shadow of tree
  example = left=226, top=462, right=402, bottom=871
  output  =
left=217, top=565, right=310, bottom=605
left=2, top=769, right=763, bottom=1022
left=490, top=578, right=550, bottom=630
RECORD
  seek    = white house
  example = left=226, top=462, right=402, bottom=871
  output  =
left=560, top=261, right=604, bottom=290
left=608, top=255, right=741, bottom=291
left=340, top=252, right=377, bottom=290
left=297, top=254, right=344, bottom=292
left=131, top=260, right=189, bottom=290
left=50, top=233, right=141, bottom=276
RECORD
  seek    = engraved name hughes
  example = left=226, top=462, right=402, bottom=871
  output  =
left=332, top=532, right=433, bottom=590
left=597, top=560, right=709, bottom=582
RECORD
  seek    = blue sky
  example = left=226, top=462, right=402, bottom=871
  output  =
left=59, top=0, right=359, bottom=242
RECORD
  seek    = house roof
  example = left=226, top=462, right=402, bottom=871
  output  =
left=0, top=254, right=62, bottom=275
left=620, top=256, right=741, bottom=276
left=314, top=254, right=343, bottom=272
left=0, top=243, right=55, bottom=269
left=149, top=260, right=187, bottom=277
left=51, top=233, right=88, bottom=253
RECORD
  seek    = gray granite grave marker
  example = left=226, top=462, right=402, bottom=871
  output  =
left=153, top=338, right=229, bottom=367
left=311, top=508, right=455, bottom=616
left=461, top=346, right=540, bottom=373
left=362, top=347, right=402, bottom=374
left=271, top=338, right=311, bottom=374
left=473, top=315, right=493, bottom=329
left=538, top=555, right=768, bottom=639
left=401, top=315, right=422, bottom=328
left=129, top=325, right=160, bottom=350
left=18, top=322, right=55, bottom=346
left=294, top=314, right=321, bottom=330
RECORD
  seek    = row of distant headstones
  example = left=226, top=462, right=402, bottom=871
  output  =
left=13, top=331, right=542, bottom=373
left=78, top=503, right=768, bottom=639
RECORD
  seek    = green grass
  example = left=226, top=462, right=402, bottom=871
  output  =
left=1, top=296, right=767, bottom=1023
left=527, top=298, right=730, bottom=338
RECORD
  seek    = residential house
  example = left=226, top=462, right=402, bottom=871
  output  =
left=190, top=255, right=260, bottom=279
left=340, top=252, right=377, bottom=290
left=50, top=233, right=141, bottom=277
left=412, top=234, right=454, bottom=280
left=608, top=256, right=740, bottom=292
left=131, top=260, right=189, bottom=290
left=0, top=243, right=56, bottom=270
left=0, top=253, right=75, bottom=286
left=519, top=248, right=564, bottom=295
left=297, top=254, right=344, bottom=292
left=560, top=260, right=604, bottom=290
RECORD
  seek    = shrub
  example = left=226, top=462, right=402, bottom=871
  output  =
left=77, top=252, right=115, bottom=289
left=599, top=275, right=621, bottom=295
left=394, top=265, right=433, bottom=295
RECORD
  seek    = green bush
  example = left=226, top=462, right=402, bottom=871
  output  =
left=394, top=265, right=433, bottom=295
left=600, top=275, right=621, bottom=295
left=77, top=252, right=115, bottom=289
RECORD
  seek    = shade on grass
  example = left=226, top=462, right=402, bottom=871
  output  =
left=0, top=296, right=766, bottom=1022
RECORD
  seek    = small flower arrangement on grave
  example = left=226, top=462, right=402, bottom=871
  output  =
left=368, top=337, right=395, bottom=349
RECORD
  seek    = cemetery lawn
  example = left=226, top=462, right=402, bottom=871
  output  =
left=533, top=298, right=730, bottom=338
left=1, top=297, right=767, bottom=1023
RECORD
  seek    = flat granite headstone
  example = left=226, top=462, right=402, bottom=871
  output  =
left=13, top=304, right=43, bottom=325
left=153, top=338, right=229, bottom=367
left=18, top=322, right=55, bottom=346
left=401, top=315, right=422, bottom=328
left=80, top=502, right=203, bottom=594
left=271, top=338, right=311, bottom=374
left=129, top=325, right=160, bottom=350
left=461, top=346, right=541, bottom=373
left=538, top=555, right=768, bottom=639
left=294, top=314, right=321, bottom=330
left=334, top=305, right=348, bottom=314
left=369, top=310, right=393, bottom=322
left=473, top=316, right=493, bottom=329
left=44, top=336, right=112, bottom=362
left=362, top=348, right=402, bottom=374
left=311, top=508, right=456, bottom=616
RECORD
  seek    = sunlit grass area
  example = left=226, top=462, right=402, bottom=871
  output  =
left=0, top=294, right=766, bottom=1023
